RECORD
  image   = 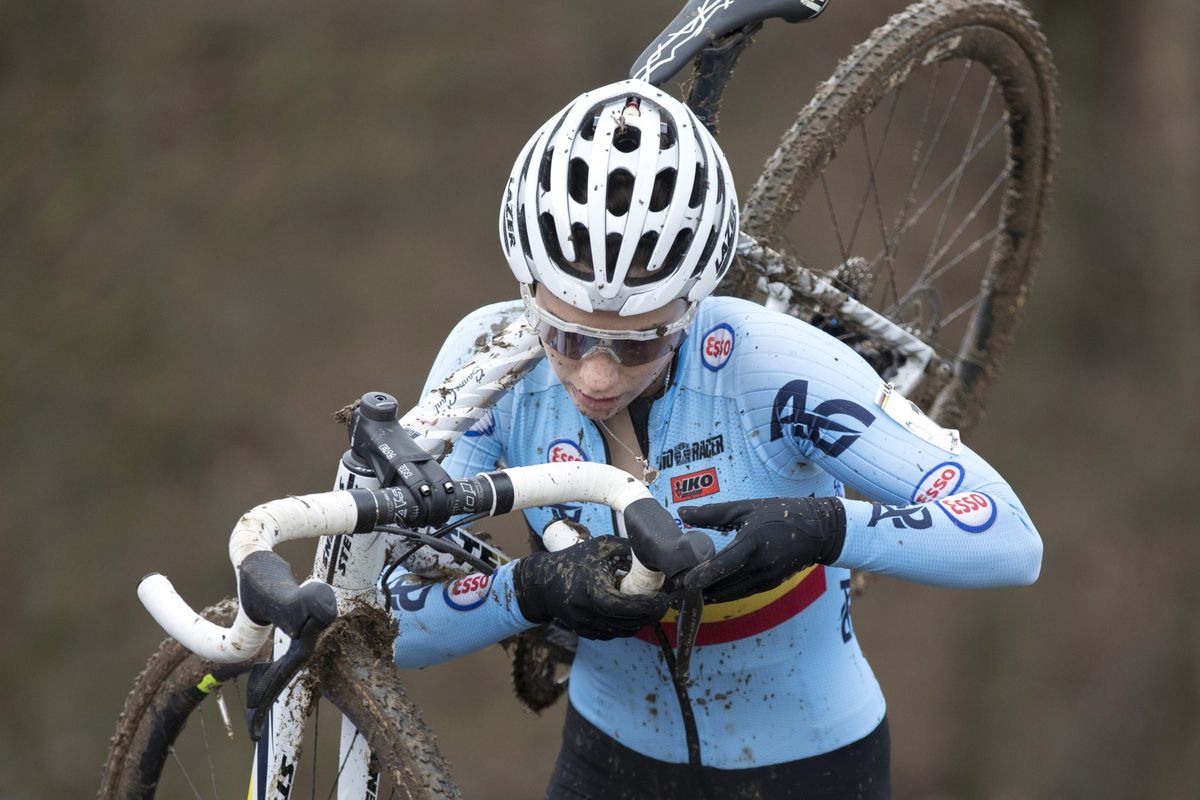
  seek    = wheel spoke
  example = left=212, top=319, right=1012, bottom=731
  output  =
left=819, top=173, right=850, bottom=269
left=326, top=728, right=362, bottom=800
left=168, top=745, right=206, bottom=800
left=867, top=114, right=1006, bottom=272
left=199, top=710, right=220, bottom=799
left=921, top=222, right=1004, bottom=287
left=923, top=74, right=996, bottom=269
left=940, top=288, right=988, bottom=328
left=921, top=168, right=1007, bottom=280
left=843, top=84, right=904, bottom=263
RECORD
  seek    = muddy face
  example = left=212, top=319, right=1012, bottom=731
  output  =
left=534, top=289, right=686, bottom=420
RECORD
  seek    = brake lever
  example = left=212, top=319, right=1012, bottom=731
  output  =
left=244, top=616, right=326, bottom=742
left=673, top=586, right=704, bottom=684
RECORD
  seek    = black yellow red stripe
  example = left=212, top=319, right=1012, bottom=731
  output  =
left=635, top=565, right=826, bottom=647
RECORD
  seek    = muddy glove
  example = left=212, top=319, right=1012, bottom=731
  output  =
left=512, top=536, right=669, bottom=640
left=678, top=497, right=847, bottom=603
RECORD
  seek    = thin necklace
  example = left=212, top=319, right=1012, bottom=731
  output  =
left=596, top=417, right=660, bottom=485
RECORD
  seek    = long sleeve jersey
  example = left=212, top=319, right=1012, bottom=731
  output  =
left=387, top=295, right=1042, bottom=768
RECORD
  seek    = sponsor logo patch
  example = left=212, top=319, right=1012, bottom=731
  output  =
left=935, top=492, right=997, bottom=532
left=547, top=438, right=587, bottom=463
left=700, top=323, right=735, bottom=371
left=912, top=462, right=965, bottom=503
left=443, top=573, right=492, bottom=610
left=867, top=503, right=934, bottom=529
left=671, top=467, right=720, bottom=503
left=657, top=434, right=725, bottom=470
left=770, top=379, right=875, bottom=457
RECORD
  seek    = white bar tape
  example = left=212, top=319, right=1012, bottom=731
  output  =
left=137, top=574, right=271, bottom=662
left=228, top=492, right=361, bottom=569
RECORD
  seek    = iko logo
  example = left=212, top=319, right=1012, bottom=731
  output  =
left=700, top=323, right=735, bottom=371
left=444, top=573, right=493, bottom=610
left=935, top=492, right=997, bottom=532
left=671, top=467, right=720, bottom=503
left=912, top=462, right=965, bottom=503
left=769, top=379, right=875, bottom=457
left=867, top=503, right=934, bottom=530
left=547, top=438, right=587, bottom=463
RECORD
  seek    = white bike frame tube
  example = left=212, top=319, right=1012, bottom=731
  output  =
left=738, top=233, right=935, bottom=396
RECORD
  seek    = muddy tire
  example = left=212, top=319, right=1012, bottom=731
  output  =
left=99, top=598, right=460, bottom=800
left=737, top=0, right=1058, bottom=434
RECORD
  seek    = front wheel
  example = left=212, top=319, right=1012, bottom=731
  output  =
left=99, top=598, right=460, bottom=800
left=737, top=0, right=1058, bottom=434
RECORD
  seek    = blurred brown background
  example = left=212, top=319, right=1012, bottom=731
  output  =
left=1, top=0, right=1197, bottom=797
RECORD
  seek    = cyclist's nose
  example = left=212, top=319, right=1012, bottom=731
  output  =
left=575, top=349, right=622, bottom=394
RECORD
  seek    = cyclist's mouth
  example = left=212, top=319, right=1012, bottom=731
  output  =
left=570, top=388, right=623, bottom=417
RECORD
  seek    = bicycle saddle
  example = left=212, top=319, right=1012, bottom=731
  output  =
left=631, top=0, right=832, bottom=85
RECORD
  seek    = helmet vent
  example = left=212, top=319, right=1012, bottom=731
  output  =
left=659, top=229, right=694, bottom=279
left=659, top=122, right=676, bottom=150
left=650, top=168, right=676, bottom=212
left=568, top=158, right=589, bottom=203
left=606, top=169, right=635, bottom=217
left=540, top=213, right=594, bottom=280
left=581, top=114, right=600, bottom=142
left=538, top=147, right=553, bottom=192
left=605, top=233, right=622, bottom=282
left=694, top=226, right=719, bottom=278
left=613, top=126, right=641, bottom=154
left=688, top=163, right=706, bottom=209
left=627, top=231, right=659, bottom=282
left=518, top=205, right=533, bottom=260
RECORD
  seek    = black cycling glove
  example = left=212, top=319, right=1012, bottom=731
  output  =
left=678, top=497, right=847, bottom=603
left=512, top=537, right=668, bottom=640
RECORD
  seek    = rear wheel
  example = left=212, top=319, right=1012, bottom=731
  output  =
left=736, top=0, right=1058, bottom=434
left=99, top=598, right=460, bottom=800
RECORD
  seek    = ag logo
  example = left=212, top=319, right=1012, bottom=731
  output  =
left=935, top=492, right=997, bottom=532
left=547, top=438, right=587, bottom=463
left=769, top=379, right=875, bottom=457
left=700, top=323, right=735, bottom=371
left=671, top=467, right=720, bottom=503
left=443, top=573, right=492, bottom=610
left=912, top=462, right=965, bottom=503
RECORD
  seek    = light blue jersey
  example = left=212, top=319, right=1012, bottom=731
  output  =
left=388, top=296, right=1042, bottom=768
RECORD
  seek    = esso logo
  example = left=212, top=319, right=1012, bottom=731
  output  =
left=547, top=439, right=587, bottom=463
left=935, top=492, right=997, bottom=532
left=912, top=462, right=965, bottom=503
left=700, top=324, right=735, bottom=371
left=443, top=573, right=492, bottom=610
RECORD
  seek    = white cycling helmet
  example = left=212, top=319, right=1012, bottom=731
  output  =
left=499, top=79, right=739, bottom=317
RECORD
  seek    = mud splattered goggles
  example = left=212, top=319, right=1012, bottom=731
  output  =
left=522, top=285, right=696, bottom=366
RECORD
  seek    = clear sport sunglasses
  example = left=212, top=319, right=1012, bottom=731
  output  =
left=521, top=284, right=697, bottom=366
